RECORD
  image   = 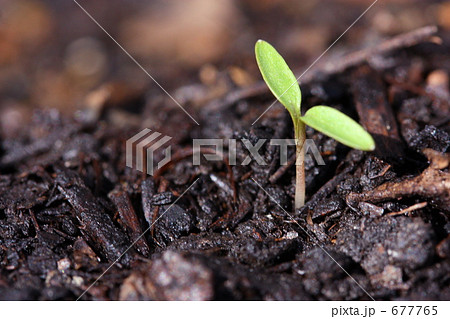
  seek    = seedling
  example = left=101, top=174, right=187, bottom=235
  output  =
left=255, top=40, right=375, bottom=209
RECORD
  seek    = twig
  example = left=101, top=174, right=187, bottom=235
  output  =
left=346, top=149, right=450, bottom=212
left=269, top=153, right=297, bottom=184
left=315, top=25, right=439, bottom=79
left=387, top=202, right=428, bottom=216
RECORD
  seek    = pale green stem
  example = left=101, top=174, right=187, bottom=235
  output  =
left=294, top=120, right=306, bottom=209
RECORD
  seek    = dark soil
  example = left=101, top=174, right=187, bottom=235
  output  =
left=0, top=27, right=449, bottom=300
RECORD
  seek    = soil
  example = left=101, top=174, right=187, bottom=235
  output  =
left=0, top=4, right=450, bottom=301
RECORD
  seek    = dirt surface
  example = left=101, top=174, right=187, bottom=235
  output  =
left=0, top=1, right=450, bottom=301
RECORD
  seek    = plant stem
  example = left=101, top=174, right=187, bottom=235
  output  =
left=294, top=120, right=306, bottom=209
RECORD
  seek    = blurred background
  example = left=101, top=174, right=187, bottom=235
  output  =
left=0, top=0, right=448, bottom=137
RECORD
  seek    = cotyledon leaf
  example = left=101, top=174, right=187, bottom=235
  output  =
left=301, top=106, right=375, bottom=151
left=255, top=40, right=301, bottom=119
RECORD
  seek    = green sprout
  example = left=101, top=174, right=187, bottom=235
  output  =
left=255, top=40, right=375, bottom=209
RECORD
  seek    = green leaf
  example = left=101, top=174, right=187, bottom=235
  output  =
left=255, top=40, right=301, bottom=119
left=300, top=106, right=375, bottom=151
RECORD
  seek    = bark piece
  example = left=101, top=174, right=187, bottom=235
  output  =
left=55, top=167, right=132, bottom=265
left=109, top=188, right=151, bottom=256
left=351, top=65, right=404, bottom=158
